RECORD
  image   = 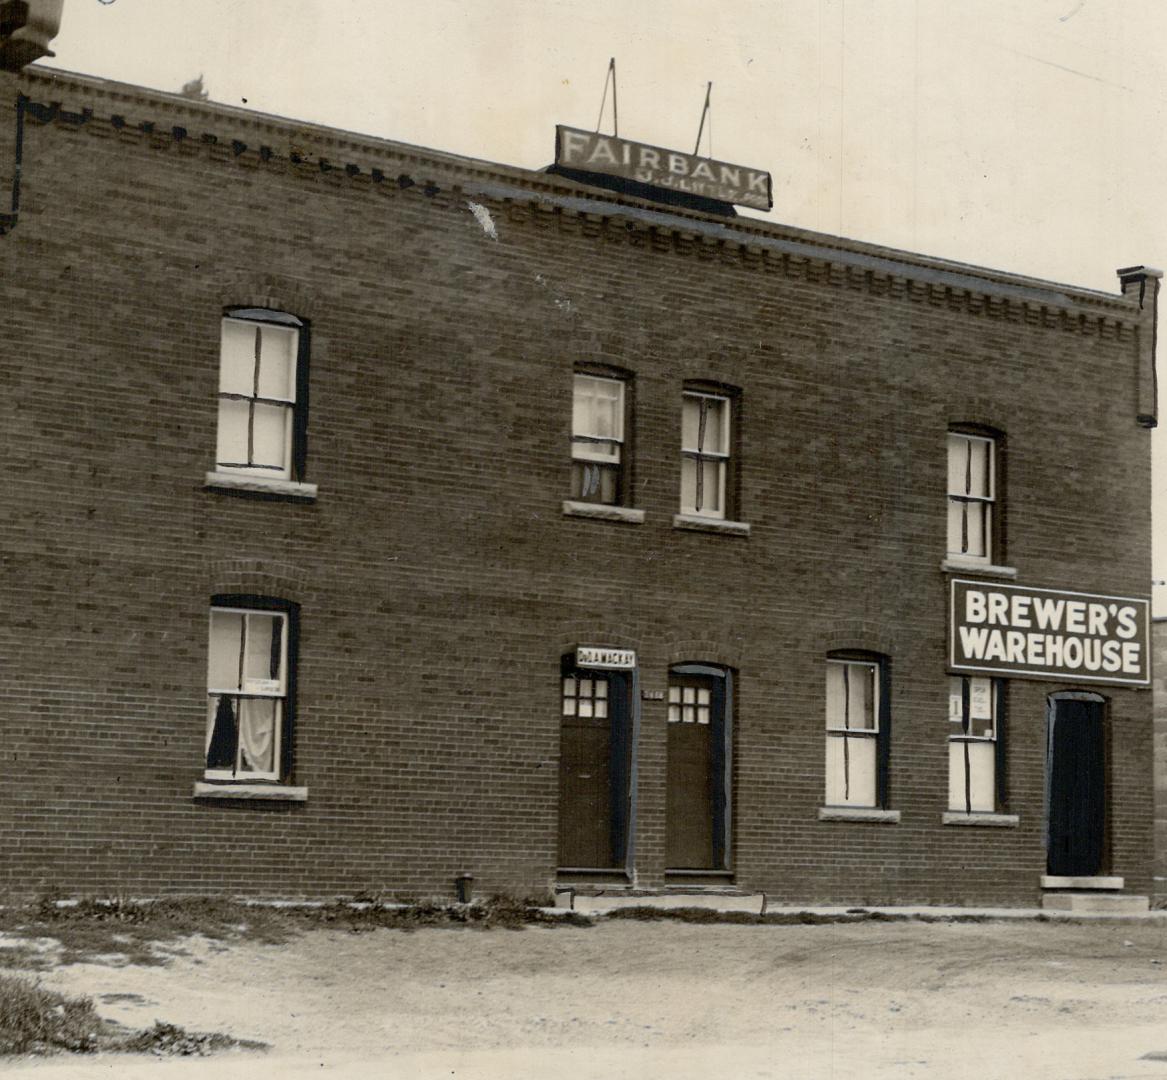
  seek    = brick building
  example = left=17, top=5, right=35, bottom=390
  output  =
left=0, top=65, right=1158, bottom=908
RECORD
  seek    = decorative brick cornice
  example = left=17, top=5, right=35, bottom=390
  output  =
left=10, top=67, right=1145, bottom=339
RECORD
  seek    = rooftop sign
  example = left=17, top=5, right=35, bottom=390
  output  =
left=949, top=579, right=1149, bottom=686
left=555, top=125, right=773, bottom=212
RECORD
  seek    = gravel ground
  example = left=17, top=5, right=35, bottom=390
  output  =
left=4, top=914, right=1167, bottom=1079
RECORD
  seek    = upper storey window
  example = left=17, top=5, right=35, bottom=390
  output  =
left=217, top=310, right=307, bottom=481
left=681, top=390, right=731, bottom=519
left=946, top=431, right=996, bottom=562
left=571, top=373, right=626, bottom=505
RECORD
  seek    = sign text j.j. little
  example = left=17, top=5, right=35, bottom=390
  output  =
left=949, top=579, right=1149, bottom=686
left=555, top=126, right=773, bottom=212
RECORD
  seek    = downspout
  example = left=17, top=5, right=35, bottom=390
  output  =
left=0, top=92, right=27, bottom=235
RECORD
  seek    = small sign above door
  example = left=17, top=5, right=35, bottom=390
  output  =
left=576, top=646, right=636, bottom=670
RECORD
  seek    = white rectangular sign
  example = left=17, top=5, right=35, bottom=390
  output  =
left=576, top=646, right=636, bottom=670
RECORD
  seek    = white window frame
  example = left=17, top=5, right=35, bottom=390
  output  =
left=571, top=373, right=626, bottom=504
left=947, top=675, right=1000, bottom=814
left=205, top=605, right=289, bottom=782
left=946, top=432, right=996, bottom=563
left=216, top=311, right=302, bottom=481
left=825, top=658, right=880, bottom=808
left=681, top=390, right=731, bottom=520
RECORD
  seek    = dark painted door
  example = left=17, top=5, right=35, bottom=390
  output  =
left=1047, top=697, right=1105, bottom=877
left=558, top=671, right=629, bottom=869
left=666, top=671, right=728, bottom=870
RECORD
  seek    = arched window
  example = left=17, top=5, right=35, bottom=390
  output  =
left=205, top=594, right=299, bottom=784
left=824, top=651, right=890, bottom=809
left=216, top=308, right=311, bottom=483
left=946, top=425, right=1004, bottom=564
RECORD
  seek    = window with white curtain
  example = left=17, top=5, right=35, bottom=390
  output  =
left=216, top=310, right=305, bottom=480
left=205, top=602, right=294, bottom=781
left=681, top=390, right=730, bottom=518
left=948, top=675, right=1002, bottom=813
left=571, top=373, right=626, bottom=504
left=946, top=432, right=996, bottom=561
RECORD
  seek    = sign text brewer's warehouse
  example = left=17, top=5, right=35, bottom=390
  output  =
left=949, top=580, right=1150, bottom=686
left=555, top=126, right=773, bottom=211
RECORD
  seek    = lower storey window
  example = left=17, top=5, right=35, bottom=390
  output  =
left=206, top=603, right=290, bottom=781
left=948, top=676, right=1002, bottom=813
left=825, top=657, right=880, bottom=807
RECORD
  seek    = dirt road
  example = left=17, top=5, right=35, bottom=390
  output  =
left=6, top=914, right=1167, bottom=1079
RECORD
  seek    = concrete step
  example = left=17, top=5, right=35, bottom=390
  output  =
left=1041, top=892, right=1150, bottom=914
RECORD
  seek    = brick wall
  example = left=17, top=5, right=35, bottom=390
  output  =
left=0, top=68, right=1155, bottom=904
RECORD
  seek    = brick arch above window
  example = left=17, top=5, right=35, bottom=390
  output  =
left=206, top=557, right=311, bottom=606
left=816, top=621, right=900, bottom=658
left=214, top=275, right=320, bottom=321
left=664, top=639, right=743, bottom=671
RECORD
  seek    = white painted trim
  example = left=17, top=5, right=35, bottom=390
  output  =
left=562, top=501, right=645, bottom=524
left=1040, top=875, right=1124, bottom=890
left=817, top=807, right=900, bottom=824
left=204, top=472, right=318, bottom=500
left=673, top=514, right=750, bottom=536
left=193, top=782, right=308, bottom=802
left=940, top=557, right=1017, bottom=579
left=942, top=812, right=1019, bottom=828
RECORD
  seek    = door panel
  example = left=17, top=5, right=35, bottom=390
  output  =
left=1047, top=697, right=1105, bottom=877
left=666, top=671, right=729, bottom=870
left=558, top=671, right=630, bottom=869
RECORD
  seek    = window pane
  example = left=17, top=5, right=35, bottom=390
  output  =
left=595, top=699, right=608, bottom=719
left=243, top=613, right=285, bottom=692
left=563, top=698, right=576, bottom=717
left=562, top=678, right=576, bottom=697
left=668, top=704, right=680, bottom=722
left=825, top=664, right=846, bottom=729
left=683, top=687, right=695, bottom=704
left=697, top=706, right=710, bottom=725
left=968, top=678, right=993, bottom=725
left=699, top=459, right=725, bottom=515
left=963, top=502, right=988, bottom=558
left=578, top=699, right=593, bottom=718
left=579, top=679, right=593, bottom=698
left=967, top=439, right=990, bottom=498
left=250, top=403, right=292, bottom=473
left=946, top=499, right=964, bottom=555
left=697, top=688, right=711, bottom=706
left=220, top=320, right=258, bottom=396
left=206, top=695, right=237, bottom=769
left=948, top=677, right=965, bottom=723
left=702, top=397, right=728, bottom=454
left=573, top=375, right=623, bottom=442
left=208, top=611, right=244, bottom=691
left=595, top=681, right=608, bottom=699
left=255, top=325, right=298, bottom=402
left=571, top=461, right=619, bottom=504
left=849, top=665, right=876, bottom=731
left=238, top=698, right=278, bottom=774
left=681, top=395, right=701, bottom=451
left=668, top=687, right=682, bottom=704
left=825, top=734, right=876, bottom=806
left=946, top=434, right=967, bottom=496
left=216, top=399, right=251, bottom=467
left=949, top=740, right=996, bottom=812
left=680, top=456, right=698, bottom=512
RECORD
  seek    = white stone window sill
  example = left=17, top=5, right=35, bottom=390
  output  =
left=942, top=812, right=1019, bottom=828
left=673, top=514, right=751, bottom=536
left=817, top=806, right=900, bottom=824
left=940, top=557, right=1017, bottom=579
left=193, top=782, right=308, bottom=802
left=204, top=471, right=318, bottom=501
left=562, top=501, right=645, bottom=524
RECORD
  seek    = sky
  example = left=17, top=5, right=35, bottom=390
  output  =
left=39, top=0, right=1167, bottom=608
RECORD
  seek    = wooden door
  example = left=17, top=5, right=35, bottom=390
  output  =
left=1047, top=696, right=1105, bottom=877
left=666, top=669, right=729, bottom=870
left=558, top=670, right=629, bottom=869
